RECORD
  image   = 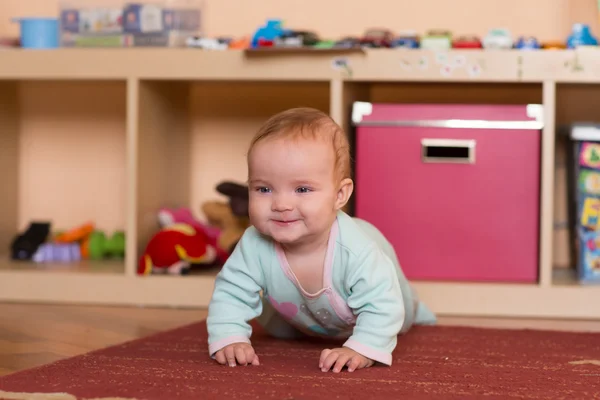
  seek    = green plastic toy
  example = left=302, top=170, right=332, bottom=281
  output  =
left=88, top=230, right=125, bottom=260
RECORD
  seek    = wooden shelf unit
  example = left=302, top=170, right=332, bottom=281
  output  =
left=1, top=47, right=600, bottom=319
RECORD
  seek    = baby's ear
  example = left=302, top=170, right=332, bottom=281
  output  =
left=335, top=178, right=354, bottom=210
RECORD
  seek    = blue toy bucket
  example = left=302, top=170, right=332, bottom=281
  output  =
left=12, top=17, right=59, bottom=49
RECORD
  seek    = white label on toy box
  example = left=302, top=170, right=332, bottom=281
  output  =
left=139, top=5, right=163, bottom=32
left=418, top=56, right=429, bottom=70
left=400, top=59, right=412, bottom=70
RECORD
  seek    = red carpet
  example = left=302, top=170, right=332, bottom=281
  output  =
left=1, top=320, right=600, bottom=399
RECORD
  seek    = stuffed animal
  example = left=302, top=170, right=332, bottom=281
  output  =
left=157, top=207, right=221, bottom=241
left=137, top=223, right=218, bottom=275
left=201, top=181, right=251, bottom=255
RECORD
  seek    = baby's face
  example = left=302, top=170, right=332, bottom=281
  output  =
left=248, top=135, right=340, bottom=247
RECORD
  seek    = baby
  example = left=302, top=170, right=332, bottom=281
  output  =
left=206, top=107, right=436, bottom=373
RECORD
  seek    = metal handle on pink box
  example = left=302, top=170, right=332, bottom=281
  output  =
left=421, top=138, right=476, bottom=164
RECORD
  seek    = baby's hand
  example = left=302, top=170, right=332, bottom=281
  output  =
left=214, top=342, right=260, bottom=367
left=319, top=347, right=374, bottom=373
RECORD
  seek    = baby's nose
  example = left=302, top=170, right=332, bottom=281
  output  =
left=271, top=194, right=293, bottom=211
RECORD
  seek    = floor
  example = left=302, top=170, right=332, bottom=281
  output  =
left=2, top=302, right=600, bottom=377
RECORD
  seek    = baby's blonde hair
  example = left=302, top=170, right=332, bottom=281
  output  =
left=248, top=107, right=351, bottom=181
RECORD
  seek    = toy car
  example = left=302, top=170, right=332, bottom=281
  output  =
left=313, top=40, right=336, bottom=48
left=453, top=35, right=482, bottom=49
left=186, top=36, right=230, bottom=50
left=360, top=28, right=394, bottom=48
left=334, top=36, right=361, bottom=48
left=542, top=41, right=566, bottom=50
left=514, top=36, right=541, bottom=50
left=274, top=30, right=319, bottom=47
left=420, top=30, right=452, bottom=50
left=390, top=31, right=419, bottom=48
left=482, top=28, right=513, bottom=49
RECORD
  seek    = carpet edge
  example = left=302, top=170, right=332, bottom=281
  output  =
left=0, top=389, right=137, bottom=400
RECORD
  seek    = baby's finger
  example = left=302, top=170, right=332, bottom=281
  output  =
left=215, top=350, right=226, bottom=365
left=333, top=354, right=350, bottom=373
left=319, top=349, right=332, bottom=369
left=347, top=356, right=362, bottom=372
left=322, top=351, right=339, bottom=372
left=234, top=346, right=248, bottom=366
left=251, top=354, right=260, bottom=366
left=243, top=346, right=257, bottom=366
left=224, top=346, right=237, bottom=367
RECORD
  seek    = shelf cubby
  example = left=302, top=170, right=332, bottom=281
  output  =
left=134, top=79, right=331, bottom=276
left=0, top=79, right=127, bottom=275
left=551, top=83, right=600, bottom=285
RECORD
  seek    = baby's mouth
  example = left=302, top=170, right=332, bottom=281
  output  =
left=272, top=219, right=299, bottom=226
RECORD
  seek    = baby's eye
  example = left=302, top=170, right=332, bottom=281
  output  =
left=256, top=187, right=271, bottom=193
left=296, top=187, right=311, bottom=193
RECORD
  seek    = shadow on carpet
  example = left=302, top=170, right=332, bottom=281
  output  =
left=1, top=320, right=599, bottom=399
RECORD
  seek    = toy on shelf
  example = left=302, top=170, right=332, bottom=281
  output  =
left=567, top=23, right=598, bottom=49
left=138, top=222, right=217, bottom=275
left=565, top=124, right=600, bottom=284
left=138, top=180, right=250, bottom=276
left=185, top=36, right=231, bottom=49
left=158, top=206, right=221, bottom=241
left=10, top=221, right=125, bottom=264
left=10, top=222, right=51, bottom=261
left=420, top=30, right=452, bottom=50
left=60, top=1, right=202, bottom=48
left=390, top=31, right=419, bottom=48
left=359, top=28, right=394, bottom=48
left=86, top=230, right=125, bottom=260
left=53, top=222, right=125, bottom=261
left=482, top=28, right=513, bottom=49
left=275, top=30, right=320, bottom=47
left=453, top=35, right=482, bottom=49
left=33, top=243, right=81, bottom=263
left=251, top=18, right=286, bottom=48
left=333, top=36, right=361, bottom=49
left=201, top=181, right=250, bottom=255
left=514, top=36, right=541, bottom=49
left=542, top=41, right=566, bottom=50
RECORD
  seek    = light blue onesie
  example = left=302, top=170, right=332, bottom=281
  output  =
left=207, top=210, right=436, bottom=366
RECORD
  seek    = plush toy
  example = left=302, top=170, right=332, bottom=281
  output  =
left=137, top=223, right=218, bottom=275
left=201, top=181, right=251, bottom=255
left=157, top=207, right=221, bottom=241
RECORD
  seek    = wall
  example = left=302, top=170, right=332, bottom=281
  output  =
left=2, top=0, right=599, bottom=41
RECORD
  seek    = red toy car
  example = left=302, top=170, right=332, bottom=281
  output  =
left=453, top=35, right=482, bottom=49
left=360, top=28, right=394, bottom=48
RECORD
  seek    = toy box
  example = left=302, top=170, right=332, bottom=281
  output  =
left=565, top=124, right=600, bottom=283
left=59, top=0, right=201, bottom=47
left=352, top=102, right=543, bottom=283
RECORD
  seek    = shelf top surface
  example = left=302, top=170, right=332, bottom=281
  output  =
left=1, top=47, right=600, bottom=83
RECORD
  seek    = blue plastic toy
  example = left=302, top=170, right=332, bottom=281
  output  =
left=567, top=23, right=598, bottom=49
left=251, top=19, right=288, bottom=48
left=12, top=17, right=59, bottom=49
left=514, top=36, right=541, bottom=50
left=390, top=36, right=419, bottom=49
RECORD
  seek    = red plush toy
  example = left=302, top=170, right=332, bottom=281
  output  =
left=137, top=223, right=218, bottom=275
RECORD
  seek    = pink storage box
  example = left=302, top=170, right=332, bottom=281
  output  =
left=352, top=102, right=543, bottom=283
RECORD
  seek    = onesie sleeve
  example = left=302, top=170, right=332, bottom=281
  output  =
left=342, top=243, right=406, bottom=366
left=206, top=227, right=266, bottom=357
